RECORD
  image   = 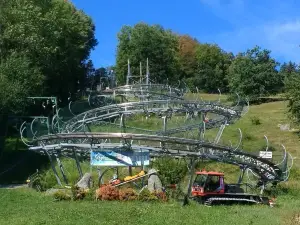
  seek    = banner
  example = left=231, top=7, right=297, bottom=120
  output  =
left=90, top=150, right=150, bottom=167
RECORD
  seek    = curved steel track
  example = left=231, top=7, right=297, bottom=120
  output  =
left=21, top=83, right=293, bottom=186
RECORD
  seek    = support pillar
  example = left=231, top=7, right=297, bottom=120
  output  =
left=97, top=168, right=104, bottom=186
left=55, top=154, right=68, bottom=185
left=120, top=113, right=126, bottom=133
left=214, top=121, right=227, bottom=144
left=128, top=166, right=133, bottom=176
left=183, top=157, right=196, bottom=206
left=237, top=166, right=246, bottom=184
left=162, top=116, right=167, bottom=134
left=45, top=151, right=62, bottom=186
left=73, top=149, right=83, bottom=178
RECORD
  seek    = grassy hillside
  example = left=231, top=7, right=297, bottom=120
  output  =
left=207, top=101, right=299, bottom=161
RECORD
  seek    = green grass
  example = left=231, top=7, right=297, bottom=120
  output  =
left=185, top=92, right=229, bottom=103
left=0, top=188, right=299, bottom=225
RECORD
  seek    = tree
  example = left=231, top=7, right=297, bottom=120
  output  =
left=178, top=35, right=199, bottom=88
left=84, top=60, right=96, bottom=90
left=115, top=23, right=180, bottom=85
left=284, top=74, right=300, bottom=124
left=227, top=46, right=282, bottom=99
left=280, top=61, right=299, bottom=78
left=95, top=67, right=108, bottom=89
left=0, top=0, right=97, bottom=103
left=192, top=44, right=233, bottom=92
left=0, top=53, right=43, bottom=114
left=0, top=52, right=44, bottom=154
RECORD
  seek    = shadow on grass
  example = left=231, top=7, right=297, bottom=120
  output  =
left=0, top=150, right=49, bottom=184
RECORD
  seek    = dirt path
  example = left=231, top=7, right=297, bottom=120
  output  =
left=0, top=184, right=28, bottom=189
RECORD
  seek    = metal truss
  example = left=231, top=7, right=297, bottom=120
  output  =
left=20, top=80, right=293, bottom=188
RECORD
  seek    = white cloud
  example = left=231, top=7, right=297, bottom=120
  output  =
left=199, top=0, right=247, bottom=25
left=264, top=21, right=300, bottom=62
left=199, top=0, right=300, bottom=62
left=213, top=20, right=300, bottom=62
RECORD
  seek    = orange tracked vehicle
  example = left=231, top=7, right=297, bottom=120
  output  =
left=191, top=170, right=275, bottom=207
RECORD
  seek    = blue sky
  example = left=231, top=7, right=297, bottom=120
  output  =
left=71, top=0, right=300, bottom=68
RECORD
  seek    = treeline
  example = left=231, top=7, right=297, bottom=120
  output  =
left=0, top=0, right=97, bottom=115
left=1, top=1, right=300, bottom=124
left=115, top=23, right=297, bottom=100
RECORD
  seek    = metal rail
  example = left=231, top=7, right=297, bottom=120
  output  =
left=20, top=81, right=292, bottom=188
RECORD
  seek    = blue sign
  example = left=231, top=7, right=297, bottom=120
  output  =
left=90, top=150, right=150, bottom=167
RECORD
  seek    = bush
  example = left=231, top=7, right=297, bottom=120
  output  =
left=137, top=188, right=159, bottom=202
left=53, top=190, right=72, bottom=201
left=243, top=132, right=255, bottom=141
left=265, top=180, right=300, bottom=197
left=155, top=191, right=168, bottom=202
left=119, top=188, right=138, bottom=201
left=150, top=157, right=188, bottom=185
left=84, top=187, right=97, bottom=201
left=96, top=185, right=119, bottom=201
left=165, top=184, right=185, bottom=200
left=250, top=116, right=261, bottom=125
left=137, top=188, right=167, bottom=202
left=71, top=185, right=87, bottom=201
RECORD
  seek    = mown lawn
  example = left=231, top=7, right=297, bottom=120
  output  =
left=0, top=188, right=299, bottom=225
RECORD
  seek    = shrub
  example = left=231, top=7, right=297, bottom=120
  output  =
left=119, top=188, right=138, bottom=201
left=150, top=157, right=188, bottom=185
left=265, top=180, right=300, bottom=198
left=96, top=185, right=119, bottom=201
left=165, top=184, right=185, bottom=200
left=243, top=132, right=254, bottom=141
left=250, top=116, right=261, bottom=125
left=53, top=190, right=71, bottom=201
left=71, top=185, right=87, bottom=201
left=137, top=188, right=167, bottom=202
left=84, top=187, right=97, bottom=201
left=138, top=188, right=159, bottom=202
left=155, top=191, right=168, bottom=202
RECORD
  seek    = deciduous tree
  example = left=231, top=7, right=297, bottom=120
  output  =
left=227, top=46, right=282, bottom=99
left=284, top=74, right=300, bottom=124
left=178, top=35, right=199, bottom=88
left=0, top=0, right=97, bottom=104
left=115, top=23, right=180, bottom=85
left=193, top=44, right=233, bottom=92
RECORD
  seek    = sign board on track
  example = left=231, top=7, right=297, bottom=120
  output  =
left=90, top=150, right=150, bottom=166
left=259, top=151, right=272, bottom=159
